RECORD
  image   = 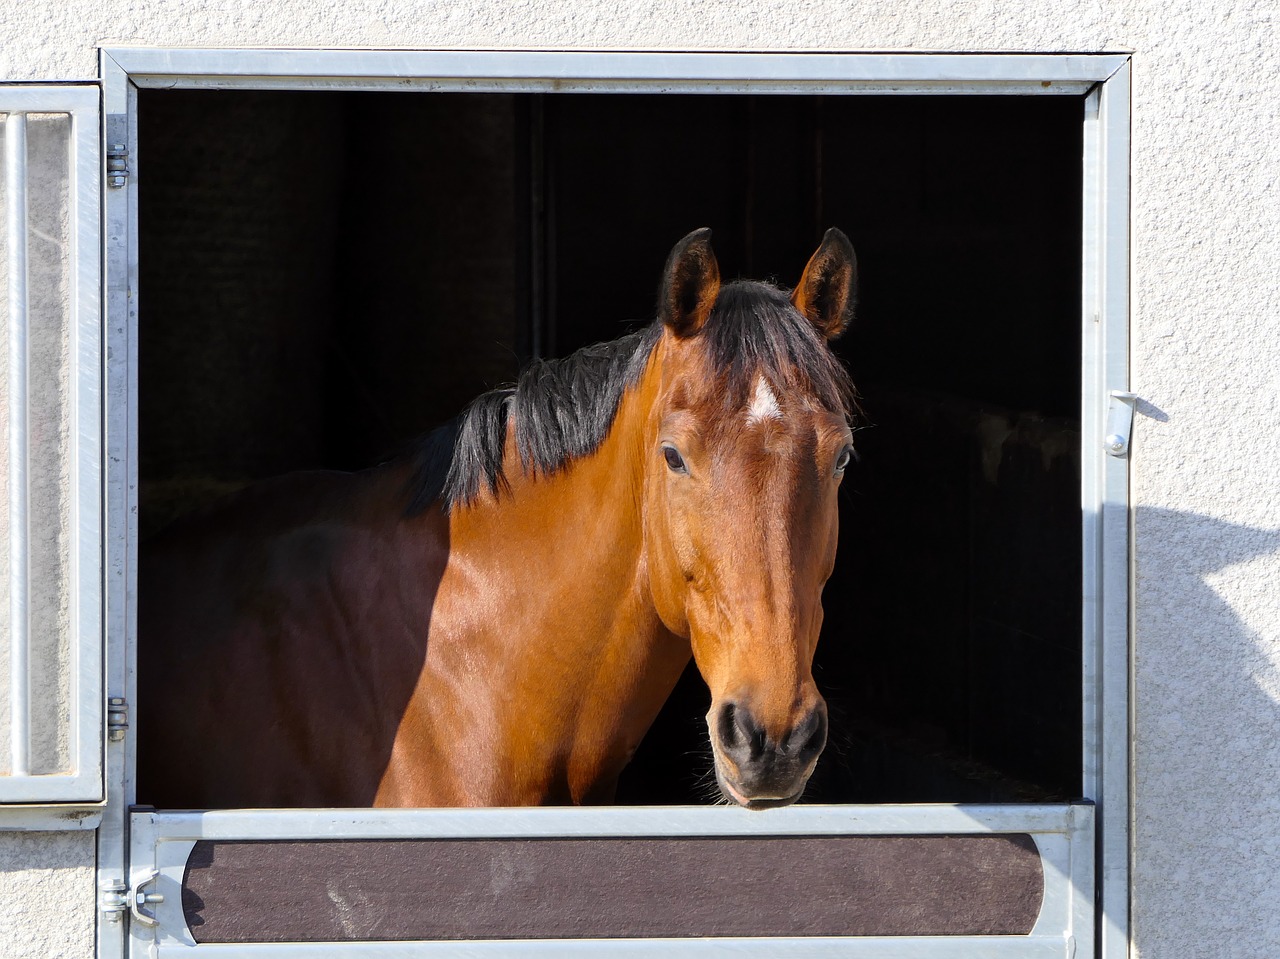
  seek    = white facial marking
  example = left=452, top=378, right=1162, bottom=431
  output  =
left=747, top=376, right=782, bottom=424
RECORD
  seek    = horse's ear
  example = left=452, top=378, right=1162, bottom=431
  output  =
left=660, top=228, right=721, bottom=338
left=791, top=228, right=857, bottom=341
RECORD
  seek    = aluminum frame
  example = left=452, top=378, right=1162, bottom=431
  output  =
left=7, top=109, right=31, bottom=779
left=1080, top=60, right=1132, bottom=959
left=102, top=48, right=1126, bottom=95
left=96, top=48, right=1132, bottom=959
left=0, top=85, right=103, bottom=806
left=99, top=53, right=140, bottom=959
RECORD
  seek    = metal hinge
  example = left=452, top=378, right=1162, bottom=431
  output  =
left=106, top=142, right=129, bottom=188
left=99, top=877, right=128, bottom=922
left=107, top=696, right=129, bottom=742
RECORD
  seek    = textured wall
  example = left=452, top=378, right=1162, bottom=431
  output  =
left=0, top=831, right=95, bottom=958
left=1, top=1, right=1279, bottom=958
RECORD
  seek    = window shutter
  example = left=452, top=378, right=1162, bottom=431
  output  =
left=0, top=87, right=102, bottom=804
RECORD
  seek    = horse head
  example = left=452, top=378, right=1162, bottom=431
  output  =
left=642, top=228, right=857, bottom=808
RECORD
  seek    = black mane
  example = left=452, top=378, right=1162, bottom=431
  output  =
left=405, top=280, right=855, bottom=514
left=405, top=323, right=662, bottom=513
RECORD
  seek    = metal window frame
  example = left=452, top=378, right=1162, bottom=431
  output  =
left=0, top=84, right=104, bottom=807
left=97, top=48, right=1132, bottom=959
left=1080, top=58, right=1132, bottom=959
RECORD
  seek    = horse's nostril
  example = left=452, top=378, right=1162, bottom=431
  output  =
left=717, top=702, right=741, bottom=749
left=717, top=702, right=767, bottom=760
left=789, top=705, right=828, bottom=760
left=805, top=707, right=828, bottom=757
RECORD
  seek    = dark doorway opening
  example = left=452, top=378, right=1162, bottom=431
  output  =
left=138, top=88, right=1083, bottom=805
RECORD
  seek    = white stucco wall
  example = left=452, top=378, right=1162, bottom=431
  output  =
left=0, top=830, right=96, bottom=958
left=2, top=2, right=1279, bottom=958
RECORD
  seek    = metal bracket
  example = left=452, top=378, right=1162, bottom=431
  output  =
left=1104, top=391, right=1137, bottom=457
left=107, top=696, right=129, bottom=742
left=129, top=870, right=164, bottom=927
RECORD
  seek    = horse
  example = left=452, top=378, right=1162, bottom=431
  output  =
left=138, top=227, right=858, bottom=809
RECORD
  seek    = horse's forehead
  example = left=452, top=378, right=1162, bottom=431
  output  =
left=659, top=344, right=828, bottom=434
left=734, top=374, right=829, bottom=432
left=666, top=370, right=821, bottom=434
left=717, top=380, right=834, bottom=470
left=746, top=376, right=782, bottom=424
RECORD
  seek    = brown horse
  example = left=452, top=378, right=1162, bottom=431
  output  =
left=138, top=228, right=858, bottom=809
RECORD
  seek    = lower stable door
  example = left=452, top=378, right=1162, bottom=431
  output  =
left=126, top=804, right=1094, bottom=957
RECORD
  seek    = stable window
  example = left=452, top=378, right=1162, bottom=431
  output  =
left=98, top=51, right=1130, bottom=959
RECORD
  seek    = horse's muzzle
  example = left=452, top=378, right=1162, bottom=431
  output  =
left=709, top=699, right=828, bottom=808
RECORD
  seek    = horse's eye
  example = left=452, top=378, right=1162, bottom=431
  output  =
left=663, top=446, right=687, bottom=473
left=835, top=446, right=854, bottom=474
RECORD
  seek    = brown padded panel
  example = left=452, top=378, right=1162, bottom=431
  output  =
left=183, top=834, right=1044, bottom=942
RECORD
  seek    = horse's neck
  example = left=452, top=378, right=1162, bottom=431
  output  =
left=435, top=358, right=688, bottom=801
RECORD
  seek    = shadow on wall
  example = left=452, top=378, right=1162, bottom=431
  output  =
left=1132, top=505, right=1280, bottom=952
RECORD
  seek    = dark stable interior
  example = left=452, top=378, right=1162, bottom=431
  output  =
left=138, top=89, right=1083, bottom=805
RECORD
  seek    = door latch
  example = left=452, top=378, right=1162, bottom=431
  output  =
left=1104, top=391, right=1138, bottom=457
left=129, top=871, right=164, bottom=926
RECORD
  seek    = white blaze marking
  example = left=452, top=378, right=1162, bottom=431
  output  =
left=747, top=376, right=782, bottom=424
